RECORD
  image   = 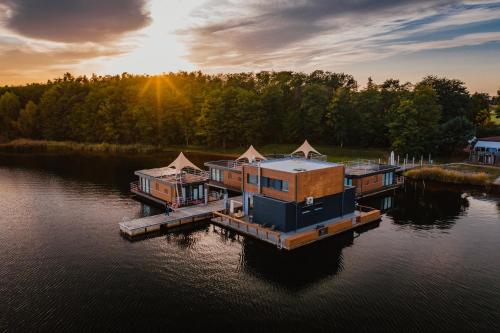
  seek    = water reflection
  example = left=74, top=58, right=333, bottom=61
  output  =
left=387, top=181, right=469, bottom=229
left=362, top=194, right=395, bottom=213
left=240, top=221, right=381, bottom=291
left=0, top=152, right=226, bottom=195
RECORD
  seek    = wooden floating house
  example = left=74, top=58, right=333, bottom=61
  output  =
left=126, top=141, right=401, bottom=249
left=212, top=156, right=381, bottom=250
left=132, top=152, right=211, bottom=208
left=343, top=160, right=402, bottom=198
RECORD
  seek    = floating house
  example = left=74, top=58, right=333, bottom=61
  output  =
left=212, top=157, right=381, bottom=250
left=132, top=152, right=210, bottom=207
left=126, top=142, right=397, bottom=249
left=242, top=158, right=353, bottom=231
left=344, top=160, right=401, bottom=198
left=470, top=136, right=500, bottom=165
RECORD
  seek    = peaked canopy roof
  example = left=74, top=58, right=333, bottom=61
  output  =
left=292, top=140, right=321, bottom=158
left=237, top=145, right=266, bottom=163
left=168, top=152, right=201, bottom=171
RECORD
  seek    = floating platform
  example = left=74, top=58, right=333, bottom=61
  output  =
left=119, top=196, right=242, bottom=237
left=211, top=206, right=381, bottom=250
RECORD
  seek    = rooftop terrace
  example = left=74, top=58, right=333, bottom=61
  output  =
left=256, top=158, right=339, bottom=173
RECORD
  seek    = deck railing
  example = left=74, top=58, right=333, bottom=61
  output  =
left=130, top=180, right=140, bottom=192
left=212, top=211, right=282, bottom=246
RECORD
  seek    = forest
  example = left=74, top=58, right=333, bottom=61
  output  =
left=0, top=71, right=498, bottom=156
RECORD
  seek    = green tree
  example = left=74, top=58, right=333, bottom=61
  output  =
left=470, top=92, right=491, bottom=126
left=0, top=91, right=21, bottom=139
left=388, top=84, right=441, bottom=155
left=300, top=84, right=329, bottom=142
left=17, top=101, right=39, bottom=138
left=439, top=116, right=474, bottom=154
left=419, top=76, right=471, bottom=122
left=326, top=87, right=357, bottom=147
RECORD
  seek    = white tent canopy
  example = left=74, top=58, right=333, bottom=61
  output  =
left=292, top=140, right=321, bottom=158
left=167, top=152, right=201, bottom=171
left=236, top=145, right=266, bottom=163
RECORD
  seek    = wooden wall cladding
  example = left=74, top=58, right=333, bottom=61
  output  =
left=150, top=179, right=175, bottom=203
left=223, top=169, right=242, bottom=191
left=353, top=174, right=383, bottom=194
left=297, top=166, right=344, bottom=201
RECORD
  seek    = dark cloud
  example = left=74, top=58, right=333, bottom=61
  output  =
left=1, top=0, right=151, bottom=42
left=182, top=0, right=462, bottom=67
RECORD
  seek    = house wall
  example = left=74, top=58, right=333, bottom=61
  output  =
left=223, top=169, right=242, bottom=191
left=296, top=166, right=344, bottom=201
left=352, top=174, right=383, bottom=194
left=150, top=179, right=175, bottom=203
left=243, top=165, right=297, bottom=202
left=252, top=187, right=356, bottom=232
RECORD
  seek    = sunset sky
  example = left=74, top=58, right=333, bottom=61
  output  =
left=0, top=0, right=499, bottom=94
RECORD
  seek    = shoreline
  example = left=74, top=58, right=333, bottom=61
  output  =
left=0, top=139, right=388, bottom=162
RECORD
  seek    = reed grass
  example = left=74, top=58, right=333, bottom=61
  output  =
left=405, top=166, right=491, bottom=185
left=0, top=139, right=387, bottom=161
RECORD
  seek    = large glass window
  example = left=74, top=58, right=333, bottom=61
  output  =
left=258, top=176, right=288, bottom=192
left=211, top=168, right=224, bottom=182
left=344, top=178, right=352, bottom=186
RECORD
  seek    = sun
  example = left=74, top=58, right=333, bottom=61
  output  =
left=85, top=0, right=200, bottom=76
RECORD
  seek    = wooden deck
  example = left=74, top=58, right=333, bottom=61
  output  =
left=120, top=196, right=242, bottom=237
left=211, top=207, right=381, bottom=250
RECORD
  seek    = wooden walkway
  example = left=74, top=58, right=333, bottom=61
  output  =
left=120, top=196, right=242, bottom=237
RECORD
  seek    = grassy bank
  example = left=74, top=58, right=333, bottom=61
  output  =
left=0, top=139, right=388, bottom=161
left=404, top=164, right=497, bottom=186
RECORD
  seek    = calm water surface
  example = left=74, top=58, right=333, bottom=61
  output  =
left=0, top=153, right=499, bottom=332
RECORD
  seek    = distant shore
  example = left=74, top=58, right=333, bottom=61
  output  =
left=0, top=139, right=387, bottom=162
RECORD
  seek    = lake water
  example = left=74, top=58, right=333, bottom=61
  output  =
left=0, top=153, right=499, bottom=332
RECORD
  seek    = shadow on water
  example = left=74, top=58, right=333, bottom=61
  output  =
left=238, top=221, right=381, bottom=292
left=0, top=152, right=226, bottom=195
left=385, top=180, right=470, bottom=229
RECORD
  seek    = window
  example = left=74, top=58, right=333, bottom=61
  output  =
left=247, top=174, right=258, bottom=185
left=282, top=181, right=289, bottom=192
left=383, top=172, right=394, bottom=186
left=250, top=175, right=289, bottom=192
left=198, top=184, right=204, bottom=198
left=261, top=176, right=269, bottom=187
left=270, top=178, right=282, bottom=191
left=211, top=168, right=224, bottom=182
left=344, top=178, right=352, bottom=186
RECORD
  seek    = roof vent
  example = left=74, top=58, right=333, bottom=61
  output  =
left=293, top=168, right=307, bottom=172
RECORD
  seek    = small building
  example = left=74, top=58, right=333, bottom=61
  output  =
left=132, top=152, right=209, bottom=207
left=241, top=158, right=356, bottom=232
left=470, top=136, right=500, bottom=165
left=204, top=145, right=266, bottom=193
left=344, top=160, right=400, bottom=198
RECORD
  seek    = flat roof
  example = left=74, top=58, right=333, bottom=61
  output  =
left=475, top=140, right=500, bottom=149
left=256, top=158, right=339, bottom=173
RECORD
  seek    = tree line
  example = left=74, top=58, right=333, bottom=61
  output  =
left=0, top=71, right=498, bottom=155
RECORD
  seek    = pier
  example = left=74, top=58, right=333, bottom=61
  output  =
left=119, top=196, right=242, bottom=237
